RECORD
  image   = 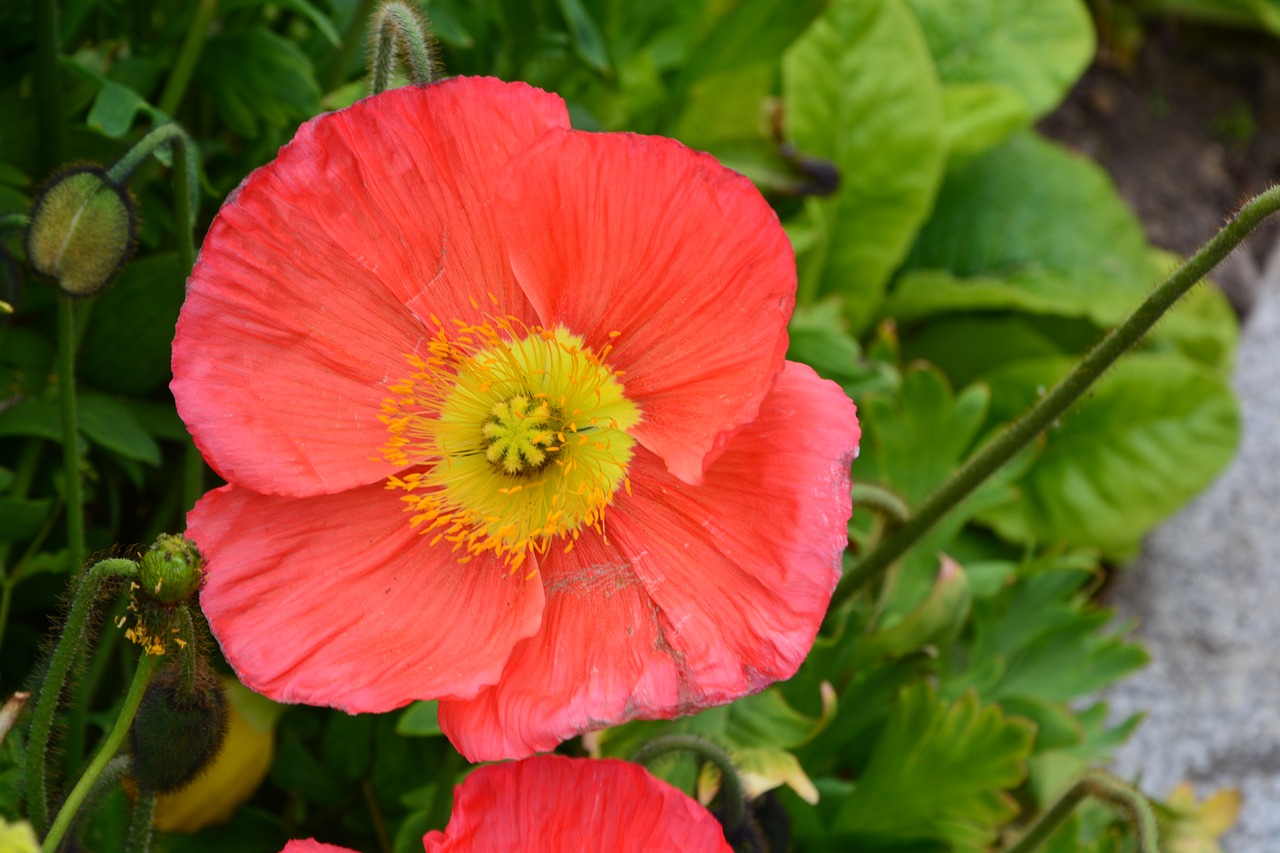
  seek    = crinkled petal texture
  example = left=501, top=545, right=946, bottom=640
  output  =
left=439, top=363, right=859, bottom=760
left=190, top=482, right=543, bottom=711
left=496, top=128, right=795, bottom=484
left=423, top=756, right=731, bottom=852
left=172, top=78, right=569, bottom=497
left=177, top=76, right=858, bottom=757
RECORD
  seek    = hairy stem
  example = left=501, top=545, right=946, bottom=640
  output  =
left=1003, top=770, right=1158, bottom=853
left=24, top=558, right=137, bottom=837
left=833, top=184, right=1280, bottom=608
left=369, top=2, right=437, bottom=94
left=632, top=734, right=746, bottom=833
left=42, top=652, right=159, bottom=853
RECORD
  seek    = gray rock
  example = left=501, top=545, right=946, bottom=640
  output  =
left=1106, top=241, right=1280, bottom=850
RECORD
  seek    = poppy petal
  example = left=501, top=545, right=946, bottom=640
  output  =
left=495, top=128, right=795, bottom=484
left=173, top=78, right=569, bottom=497
left=281, top=842, right=354, bottom=853
left=439, top=363, right=857, bottom=758
left=422, top=756, right=730, bottom=852
left=191, top=482, right=545, bottom=712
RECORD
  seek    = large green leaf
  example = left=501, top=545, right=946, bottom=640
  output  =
left=80, top=253, right=186, bottom=395
left=905, top=0, right=1094, bottom=119
left=890, top=132, right=1158, bottom=328
left=978, top=353, right=1240, bottom=557
left=828, top=685, right=1035, bottom=851
left=194, top=28, right=321, bottom=137
left=680, top=0, right=826, bottom=82
left=783, top=0, right=945, bottom=332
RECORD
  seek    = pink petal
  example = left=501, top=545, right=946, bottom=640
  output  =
left=190, top=482, right=545, bottom=712
left=437, top=531, right=684, bottom=760
left=173, top=79, right=569, bottom=497
left=495, top=128, right=795, bottom=484
left=439, top=363, right=858, bottom=759
left=281, top=841, right=355, bottom=853
left=422, top=756, right=730, bottom=852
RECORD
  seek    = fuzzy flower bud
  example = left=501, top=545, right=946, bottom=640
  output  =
left=129, top=657, right=229, bottom=794
left=138, top=534, right=204, bottom=605
left=26, top=166, right=136, bottom=297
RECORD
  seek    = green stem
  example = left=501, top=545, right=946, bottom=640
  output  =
left=125, top=790, right=156, bottom=853
left=326, top=0, right=379, bottom=91
left=42, top=652, right=159, bottom=853
left=57, top=294, right=84, bottom=571
left=849, top=482, right=910, bottom=526
left=33, top=0, right=64, bottom=173
left=369, top=2, right=437, bottom=94
left=1003, top=770, right=1157, bottom=853
left=105, top=124, right=195, bottom=198
left=631, top=735, right=746, bottom=833
left=156, top=0, right=219, bottom=116
left=25, top=558, right=139, bottom=837
left=832, top=184, right=1280, bottom=609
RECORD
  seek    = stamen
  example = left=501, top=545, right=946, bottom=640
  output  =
left=379, top=318, right=640, bottom=567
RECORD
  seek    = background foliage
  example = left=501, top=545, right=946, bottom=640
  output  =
left=0, top=0, right=1261, bottom=850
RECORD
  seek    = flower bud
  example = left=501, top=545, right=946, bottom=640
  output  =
left=138, top=534, right=204, bottom=605
left=25, top=166, right=136, bottom=297
left=129, top=657, right=229, bottom=794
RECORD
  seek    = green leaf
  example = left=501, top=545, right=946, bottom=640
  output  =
left=556, top=0, right=610, bottom=72
left=856, top=556, right=972, bottom=666
left=78, top=392, right=162, bottom=465
left=221, top=0, right=343, bottom=46
left=195, top=28, right=321, bottom=137
left=787, top=299, right=896, bottom=398
left=0, top=399, right=61, bottom=442
left=783, top=0, right=946, bottom=331
left=940, top=82, right=1028, bottom=160
left=889, top=132, right=1157, bottom=328
left=680, top=0, right=827, bottom=81
left=86, top=80, right=166, bottom=138
left=831, top=685, right=1035, bottom=851
left=978, top=353, right=1240, bottom=557
left=396, top=701, right=442, bottom=737
left=724, top=685, right=835, bottom=751
left=854, top=364, right=1024, bottom=621
left=0, top=496, right=54, bottom=541
left=905, top=0, right=1094, bottom=119
left=80, top=253, right=186, bottom=395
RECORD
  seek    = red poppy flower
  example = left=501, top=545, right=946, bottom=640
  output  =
left=279, top=756, right=729, bottom=852
left=173, top=77, right=859, bottom=761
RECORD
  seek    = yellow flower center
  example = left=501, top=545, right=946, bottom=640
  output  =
left=380, top=316, right=640, bottom=572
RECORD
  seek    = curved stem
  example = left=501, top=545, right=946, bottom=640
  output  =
left=156, top=0, right=219, bottom=116
left=631, top=735, right=746, bottom=833
left=42, top=652, right=159, bottom=853
left=1003, top=770, right=1157, bottom=853
left=369, top=2, right=437, bottom=94
left=849, top=482, right=910, bottom=526
left=24, top=558, right=138, bottom=837
left=833, top=184, right=1280, bottom=608
left=56, top=295, right=84, bottom=572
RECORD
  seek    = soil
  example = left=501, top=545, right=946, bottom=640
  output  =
left=1038, top=17, right=1280, bottom=314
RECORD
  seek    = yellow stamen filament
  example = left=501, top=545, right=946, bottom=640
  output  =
left=380, top=316, right=640, bottom=570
